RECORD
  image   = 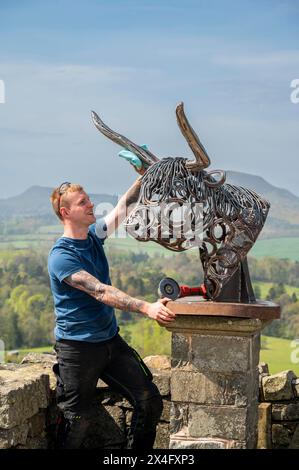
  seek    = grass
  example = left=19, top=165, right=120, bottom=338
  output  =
left=17, top=345, right=55, bottom=354
left=254, top=281, right=299, bottom=299
left=5, top=345, right=55, bottom=363
left=260, top=335, right=299, bottom=375
left=105, top=236, right=170, bottom=257
left=251, top=237, right=299, bottom=261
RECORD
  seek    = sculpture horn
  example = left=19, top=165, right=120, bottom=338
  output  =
left=176, top=102, right=210, bottom=171
left=91, top=110, right=159, bottom=167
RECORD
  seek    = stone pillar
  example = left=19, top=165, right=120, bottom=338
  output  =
left=166, top=297, right=280, bottom=449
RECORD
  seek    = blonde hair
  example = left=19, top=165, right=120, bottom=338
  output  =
left=50, top=183, right=84, bottom=221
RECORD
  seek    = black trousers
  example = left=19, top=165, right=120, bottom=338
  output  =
left=53, top=333, right=163, bottom=449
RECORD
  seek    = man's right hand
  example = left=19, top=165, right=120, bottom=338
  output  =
left=144, top=298, right=176, bottom=325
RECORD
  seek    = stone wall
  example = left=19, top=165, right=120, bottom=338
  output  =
left=1, top=353, right=299, bottom=449
left=257, top=363, right=299, bottom=449
left=0, top=353, right=171, bottom=449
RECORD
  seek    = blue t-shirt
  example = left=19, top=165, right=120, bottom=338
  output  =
left=48, top=221, right=118, bottom=342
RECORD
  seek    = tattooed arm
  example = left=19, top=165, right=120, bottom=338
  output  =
left=103, top=177, right=142, bottom=237
left=64, top=270, right=175, bottom=325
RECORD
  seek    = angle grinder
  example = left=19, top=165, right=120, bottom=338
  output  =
left=158, top=277, right=207, bottom=301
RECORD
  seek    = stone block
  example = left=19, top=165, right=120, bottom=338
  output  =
left=0, top=422, right=29, bottom=449
left=251, top=333, right=261, bottom=370
left=153, top=423, right=169, bottom=449
left=126, top=410, right=133, bottom=427
left=143, top=355, right=170, bottom=370
left=171, top=333, right=190, bottom=367
left=272, top=423, right=297, bottom=448
left=257, top=403, right=272, bottom=449
left=230, top=441, right=247, bottom=449
left=272, top=403, right=299, bottom=421
left=121, top=398, right=132, bottom=409
left=169, top=403, right=188, bottom=435
left=152, top=371, right=170, bottom=396
left=0, top=366, right=50, bottom=429
left=188, top=404, right=254, bottom=441
left=258, top=363, right=269, bottom=376
left=262, top=370, right=297, bottom=401
left=170, top=437, right=228, bottom=449
left=292, top=378, right=299, bottom=397
left=161, top=399, right=170, bottom=422
left=289, top=424, right=299, bottom=449
left=247, top=401, right=259, bottom=449
left=20, top=354, right=57, bottom=391
left=104, top=405, right=126, bottom=432
left=190, top=334, right=251, bottom=373
left=28, top=411, right=46, bottom=438
left=169, top=437, right=247, bottom=449
left=0, top=363, right=22, bottom=371
left=98, top=389, right=125, bottom=406
left=258, top=363, right=270, bottom=402
left=21, top=352, right=56, bottom=366
left=97, top=378, right=109, bottom=388
left=171, top=369, right=256, bottom=406
left=166, top=315, right=264, bottom=336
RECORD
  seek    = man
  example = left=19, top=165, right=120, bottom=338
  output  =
left=48, top=175, right=175, bottom=450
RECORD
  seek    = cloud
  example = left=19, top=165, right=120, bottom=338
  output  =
left=212, top=50, right=299, bottom=67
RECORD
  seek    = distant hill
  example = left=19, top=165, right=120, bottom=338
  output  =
left=0, top=185, right=118, bottom=219
left=226, top=171, right=299, bottom=238
left=0, top=172, right=299, bottom=239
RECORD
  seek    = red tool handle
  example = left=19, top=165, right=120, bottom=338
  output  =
left=179, top=284, right=207, bottom=298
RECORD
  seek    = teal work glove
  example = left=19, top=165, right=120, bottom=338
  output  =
left=118, top=144, right=150, bottom=171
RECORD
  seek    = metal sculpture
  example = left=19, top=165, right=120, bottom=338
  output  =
left=91, top=103, right=270, bottom=302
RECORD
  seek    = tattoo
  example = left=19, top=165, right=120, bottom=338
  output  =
left=64, top=270, right=148, bottom=314
left=125, top=179, right=141, bottom=207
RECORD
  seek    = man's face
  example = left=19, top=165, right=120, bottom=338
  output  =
left=61, top=190, right=96, bottom=226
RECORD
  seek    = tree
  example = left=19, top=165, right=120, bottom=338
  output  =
left=253, top=284, right=261, bottom=299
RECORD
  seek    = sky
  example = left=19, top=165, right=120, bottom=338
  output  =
left=0, top=0, right=298, bottom=198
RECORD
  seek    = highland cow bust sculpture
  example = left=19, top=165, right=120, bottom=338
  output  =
left=91, top=103, right=270, bottom=303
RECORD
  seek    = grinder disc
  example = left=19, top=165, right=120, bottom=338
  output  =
left=158, top=277, right=180, bottom=301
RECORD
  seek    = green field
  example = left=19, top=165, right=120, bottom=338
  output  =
left=260, top=335, right=299, bottom=375
left=106, top=236, right=169, bottom=256
left=251, top=237, right=299, bottom=261
left=254, top=281, right=299, bottom=299
left=1, top=230, right=299, bottom=261
left=108, top=236, right=299, bottom=261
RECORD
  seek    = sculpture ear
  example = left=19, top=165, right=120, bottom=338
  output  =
left=203, top=170, right=226, bottom=187
left=176, top=102, right=211, bottom=171
left=91, top=110, right=159, bottom=168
